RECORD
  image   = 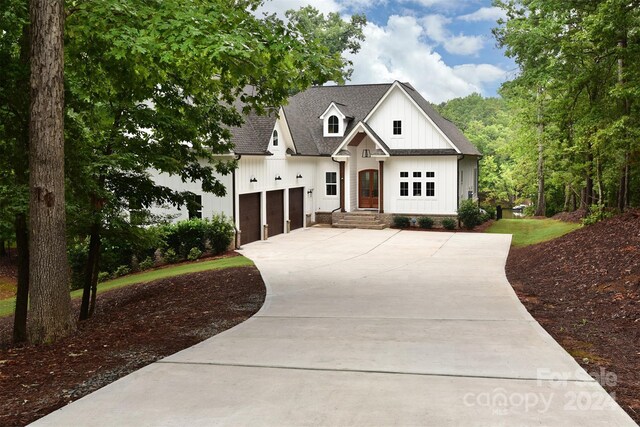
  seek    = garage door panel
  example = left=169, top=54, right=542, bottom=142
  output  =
left=267, top=190, right=284, bottom=237
left=289, top=187, right=304, bottom=231
left=239, top=193, right=261, bottom=245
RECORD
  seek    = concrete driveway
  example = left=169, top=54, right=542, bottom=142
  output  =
left=34, top=228, right=635, bottom=426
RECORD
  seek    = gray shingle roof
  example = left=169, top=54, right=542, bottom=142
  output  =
left=229, top=82, right=481, bottom=157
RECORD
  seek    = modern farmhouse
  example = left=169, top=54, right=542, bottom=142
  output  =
left=150, top=81, right=481, bottom=245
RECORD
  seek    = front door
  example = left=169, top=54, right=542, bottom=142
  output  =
left=359, top=169, right=379, bottom=209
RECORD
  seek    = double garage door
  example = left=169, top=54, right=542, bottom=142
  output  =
left=239, top=188, right=304, bottom=245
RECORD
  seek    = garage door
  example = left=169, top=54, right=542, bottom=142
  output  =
left=266, top=190, right=284, bottom=237
left=239, top=193, right=261, bottom=245
left=289, top=187, right=304, bottom=231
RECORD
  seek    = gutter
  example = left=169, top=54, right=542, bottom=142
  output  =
left=457, top=154, right=464, bottom=211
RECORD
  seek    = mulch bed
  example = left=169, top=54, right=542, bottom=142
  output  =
left=552, top=208, right=588, bottom=223
left=0, top=266, right=265, bottom=426
left=392, top=219, right=495, bottom=233
left=506, top=209, right=640, bottom=423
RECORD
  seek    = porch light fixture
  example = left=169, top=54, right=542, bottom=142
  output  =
left=296, top=173, right=303, bottom=179
left=275, top=174, right=282, bottom=181
left=250, top=176, right=257, bottom=183
left=362, top=148, right=371, bottom=158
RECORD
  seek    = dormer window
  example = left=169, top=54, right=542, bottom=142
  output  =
left=328, top=116, right=339, bottom=134
left=272, top=129, right=278, bottom=146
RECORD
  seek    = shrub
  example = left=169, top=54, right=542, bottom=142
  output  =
left=187, top=247, right=203, bottom=261
left=418, top=216, right=434, bottom=229
left=582, top=204, right=614, bottom=226
left=163, top=248, right=180, bottom=264
left=480, top=204, right=496, bottom=220
left=457, top=199, right=483, bottom=230
left=97, top=272, right=111, bottom=283
left=204, top=214, right=235, bottom=254
left=392, top=216, right=411, bottom=228
left=523, top=205, right=536, bottom=217
left=139, top=256, right=155, bottom=271
left=442, top=218, right=456, bottom=230
left=112, top=265, right=131, bottom=278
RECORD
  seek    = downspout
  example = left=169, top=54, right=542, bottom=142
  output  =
left=457, top=154, right=464, bottom=210
left=233, top=154, right=241, bottom=248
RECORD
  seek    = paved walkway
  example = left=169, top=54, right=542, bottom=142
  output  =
left=34, top=229, right=635, bottom=426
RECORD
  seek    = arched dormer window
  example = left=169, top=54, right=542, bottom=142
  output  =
left=328, top=115, right=339, bottom=134
left=272, top=129, right=278, bottom=146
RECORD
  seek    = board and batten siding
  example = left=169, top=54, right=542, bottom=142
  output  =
left=385, top=156, right=458, bottom=215
left=367, top=86, right=456, bottom=151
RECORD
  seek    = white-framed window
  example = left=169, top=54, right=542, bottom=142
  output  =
left=413, top=172, right=421, bottom=178
left=413, top=182, right=421, bottom=197
left=400, top=171, right=409, bottom=178
left=325, top=172, right=337, bottom=196
left=426, top=171, right=435, bottom=178
left=272, top=129, right=278, bottom=146
left=400, top=182, right=409, bottom=197
left=425, top=182, right=435, bottom=197
left=393, top=120, right=402, bottom=135
left=328, top=116, right=339, bottom=134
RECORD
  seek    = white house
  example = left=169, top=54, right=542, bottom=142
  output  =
left=150, top=81, right=481, bottom=245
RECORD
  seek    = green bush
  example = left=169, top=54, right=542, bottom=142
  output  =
left=112, top=265, right=131, bottom=278
left=163, top=216, right=234, bottom=258
left=582, top=204, right=614, bottom=226
left=205, top=214, right=235, bottom=254
left=457, top=199, right=482, bottom=230
left=417, top=216, right=434, bottom=229
left=523, top=205, right=536, bottom=217
left=480, top=204, right=496, bottom=220
left=98, top=272, right=111, bottom=283
left=187, top=247, right=203, bottom=261
left=441, top=218, right=456, bottom=230
left=393, top=216, right=411, bottom=228
left=163, top=248, right=180, bottom=264
left=139, top=256, right=155, bottom=271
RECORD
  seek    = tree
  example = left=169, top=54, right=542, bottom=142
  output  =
left=28, top=0, right=74, bottom=343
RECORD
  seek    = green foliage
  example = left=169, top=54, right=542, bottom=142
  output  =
left=204, top=214, right=234, bottom=254
left=97, top=272, right=111, bottom=283
left=392, top=216, right=411, bottom=228
left=417, top=217, right=434, bottom=229
left=480, top=205, right=496, bottom=220
left=113, top=265, right=131, bottom=278
left=163, top=248, right=180, bottom=264
left=139, top=257, right=155, bottom=271
left=582, top=204, right=615, bottom=226
left=441, top=218, right=457, bottom=230
left=187, top=247, right=203, bottom=261
left=163, top=216, right=233, bottom=258
left=457, top=199, right=483, bottom=230
left=524, top=205, right=536, bottom=217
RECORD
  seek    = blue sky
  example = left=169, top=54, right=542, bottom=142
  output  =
left=260, top=0, right=516, bottom=103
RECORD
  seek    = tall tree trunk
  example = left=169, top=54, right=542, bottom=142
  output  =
left=534, top=87, right=546, bottom=217
left=585, top=149, right=594, bottom=207
left=79, top=221, right=101, bottom=321
left=28, top=0, right=73, bottom=344
left=13, top=214, right=29, bottom=343
left=617, top=36, right=631, bottom=212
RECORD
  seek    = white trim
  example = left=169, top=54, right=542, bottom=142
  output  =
left=319, top=102, right=347, bottom=120
left=324, top=171, right=338, bottom=197
left=363, top=81, right=461, bottom=154
left=278, top=107, right=297, bottom=154
left=330, top=122, right=390, bottom=158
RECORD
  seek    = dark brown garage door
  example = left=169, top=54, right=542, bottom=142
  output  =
left=289, top=187, right=304, bottom=231
left=239, top=193, right=261, bottom=245
left=266, top=190, right=284, bottom=237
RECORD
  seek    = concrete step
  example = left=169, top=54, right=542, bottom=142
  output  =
left=339, top=218, right=380, bottom=224
left=342, top=215, right=377, bottom=221
left=333, top=223, right=387, bottom=230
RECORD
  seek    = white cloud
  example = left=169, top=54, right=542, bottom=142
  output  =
left=346, top=15, right=506, bottom=103
left=458, top=6, right=507, bottom=22
left=421, top=14, right=485, bottom=56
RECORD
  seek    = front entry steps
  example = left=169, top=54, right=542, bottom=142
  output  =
left=333, top=212, right=387, bottom=230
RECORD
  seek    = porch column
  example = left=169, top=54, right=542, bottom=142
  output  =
left=378, top=160, right=384, bottom=213
left=339, top=161, right=346, bottom=212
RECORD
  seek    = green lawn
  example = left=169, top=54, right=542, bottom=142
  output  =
left=0, top=255, right=253, bottom=318
left=486, top=218, right=581, bottom=247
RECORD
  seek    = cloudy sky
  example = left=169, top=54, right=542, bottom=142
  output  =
left=260, top=0, right=516, bottom=104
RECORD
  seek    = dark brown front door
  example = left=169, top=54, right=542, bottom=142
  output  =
left=266, top=190, right=284, bottom=237
left=239, top=193, right=261, bottom=245
left=359, top=169, right=379, bottom=209
left=288, top=187, right=304, bottom=231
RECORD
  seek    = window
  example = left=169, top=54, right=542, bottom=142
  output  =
left=393, top=120, right=402, bottom=135
left=328, top=115, right=339, bottom=134
left=425, top=182, right=435, bottom=197
left=272, top=130, right=278, bottom=146
left=187, top=194, right=203, bottom=219
left=413, top=182, right=422, bottom=197
left=326, top=172, right=337, bottom=196
left=400, top=171, right=409, bottom=178
left=413, top=172, right=421, bottom=178
left=400, top=182, right=409, bottom=196
left=426, top=171, right=435, bottom=178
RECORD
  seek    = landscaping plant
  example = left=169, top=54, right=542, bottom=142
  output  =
left=418, top=216, right=434, bottom=229
left=457, top=199, right=483, bottom=229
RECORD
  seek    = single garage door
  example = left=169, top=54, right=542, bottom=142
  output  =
left=239, top=193, right=261, bottom=245
left=289, top=187, right=304, bottom=231
left=266, top=190, right=284, bottom=237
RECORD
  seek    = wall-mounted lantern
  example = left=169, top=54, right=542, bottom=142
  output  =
left=250, top=176, right=257, bottom=183
left=275, top=174, right=282, bottom=181
left=296, top=173, right=303, bottom=179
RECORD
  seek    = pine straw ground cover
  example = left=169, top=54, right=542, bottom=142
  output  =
left=506, top=210, right=640, bottom=423
left=0, top=265, right=265, bottom=426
